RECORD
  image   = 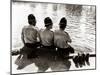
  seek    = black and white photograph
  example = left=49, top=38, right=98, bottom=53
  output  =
left=11, top=0, right=96, bottom=74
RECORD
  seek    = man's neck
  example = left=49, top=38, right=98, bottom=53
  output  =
left=60, top=28, right=64, bottom=31
left=45, top=28, right=50, bottom=30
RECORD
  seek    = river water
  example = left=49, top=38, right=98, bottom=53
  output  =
left=12, top=1, right=96, bottom=74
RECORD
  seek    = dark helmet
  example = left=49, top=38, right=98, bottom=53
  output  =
left=59, top=17, right=67, bottom=26
left=44, top=17, right=53, bottom=27
left=28, top=14, right=36, bottom=25
left=59, top=17, right=67, bottom=29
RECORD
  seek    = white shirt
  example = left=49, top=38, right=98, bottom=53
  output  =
left=39, top=29, right=54, bottom=46
left=21, top=25, right=39, bottom=44
left=54, top=30, right=72, bottom=48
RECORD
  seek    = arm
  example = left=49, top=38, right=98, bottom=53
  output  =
left=35, top=27, right=41, bottom=43
left=37, top=30, right=41, bottom=43
left=65, top=32, right=72, bottom=43
left=21, top=29, right=25, bottom=45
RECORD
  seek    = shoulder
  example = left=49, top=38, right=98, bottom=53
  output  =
left=34, top=26, right=39, bottom=31
left=22, top=25, right=28, bottom=29
left=54, top=30, right=60, bottom=34
left=64, top=31, right=70, bottom=36
left=39, top=28, right=44, bottom=32
left=64, top=31, right=68, bottom=34
left=22, top=25, right=28, bottom=31
left=50, top=30, right=54, bottom=33
left=54, top=30, right=59, bottom=32
left=23, top=25, right=34, bottom=30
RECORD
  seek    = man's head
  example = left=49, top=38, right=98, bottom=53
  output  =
left=28, top=14, right=36, bottom=26
left=44, top=17, right=53, bottom=29
left=59, top=17, right=67, bottom=30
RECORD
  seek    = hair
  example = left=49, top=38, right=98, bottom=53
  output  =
left=28, top=14, right=36, bottom=26
left=59, top=17, right=67, bottom=30
left=44, top=17, right=53, bottom=27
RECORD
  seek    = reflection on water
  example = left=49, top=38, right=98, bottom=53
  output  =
left=12, top=1, right=96, bottom=73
